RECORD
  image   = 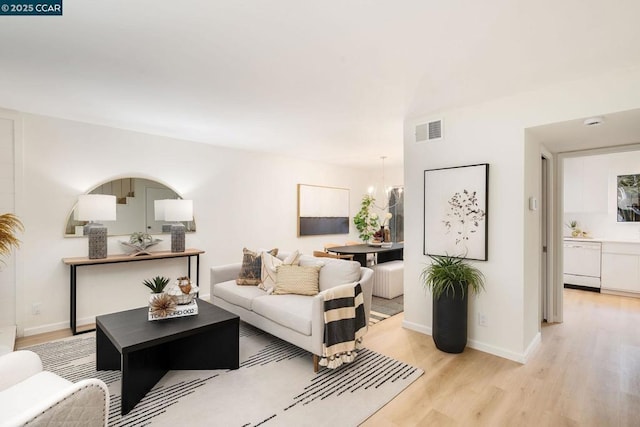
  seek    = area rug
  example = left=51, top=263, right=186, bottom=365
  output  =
left=370, top=295, right=403, bottom=325
left=25, top=323, right=422, bottom=426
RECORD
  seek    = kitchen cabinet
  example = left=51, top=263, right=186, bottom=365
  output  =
left=563, top=156, right=608, bottom=213
left=601, top=242, right=640, bottom=294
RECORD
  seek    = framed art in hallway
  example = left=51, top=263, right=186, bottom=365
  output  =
left=297, top=184, right=350, bottom=236
left=424, top=163, right=489, bottom=261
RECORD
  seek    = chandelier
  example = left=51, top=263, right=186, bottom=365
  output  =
left=368, top=156, right=403, bottom=211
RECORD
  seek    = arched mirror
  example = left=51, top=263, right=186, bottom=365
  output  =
left=65, top=177, right=196, bottom=237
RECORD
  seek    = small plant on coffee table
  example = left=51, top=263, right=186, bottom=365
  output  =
left=143, top=276, right=170, bottom=294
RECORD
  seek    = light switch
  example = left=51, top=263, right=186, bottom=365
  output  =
left=529, top=197, right=538, bottom=211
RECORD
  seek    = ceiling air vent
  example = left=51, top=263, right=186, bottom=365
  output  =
left=415, top=119, right=443, bottom=142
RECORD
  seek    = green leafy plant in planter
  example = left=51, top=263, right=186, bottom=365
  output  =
left=420, top=255, right=485, bottom=353
left=353, top=194, right=380, bottom=243
left=142, top=276, right=171, bottom=294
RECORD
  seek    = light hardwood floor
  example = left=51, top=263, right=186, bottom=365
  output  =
left=362, top=289, right=640, bottom=426
left=15, top=289, right=640, bottom=426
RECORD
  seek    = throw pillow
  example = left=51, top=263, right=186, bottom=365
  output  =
left=260, top=250, right=302, bottom=291
left=283, top=249, right=302, bottom=266
left=273, top=265, right=321, bottom=296
left=260, top=251, right=283, bottom=291
left=237, top=247, right=278, bottom=285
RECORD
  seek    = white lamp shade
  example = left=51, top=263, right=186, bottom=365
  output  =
left=75, top=194, right=117, bottom=221
left=154, top=199, right=168, bottom=221
left=162, top=199, right=193, bottom=222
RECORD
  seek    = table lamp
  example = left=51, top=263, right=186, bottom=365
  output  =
left=156, top=199, right=193, bottom=252
left=75, top=194, right=117, bottom=259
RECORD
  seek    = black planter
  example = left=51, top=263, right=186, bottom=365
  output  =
left=432, top=290, right=468, bottom=353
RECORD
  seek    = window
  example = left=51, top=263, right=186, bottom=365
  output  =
left=388, top=187, right=404, bottom=242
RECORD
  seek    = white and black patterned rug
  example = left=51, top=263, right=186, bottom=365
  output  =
left=370, top=295, right=403, bottom=325
left=25, top=323, right=422, bottom=426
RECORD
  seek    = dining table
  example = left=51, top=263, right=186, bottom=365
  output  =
left=326, top=242, right=404, bottom=267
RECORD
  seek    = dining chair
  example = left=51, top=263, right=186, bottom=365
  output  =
left=313, top=250, right=354, bottom=261
left=323, top=243, right=341, bottom=251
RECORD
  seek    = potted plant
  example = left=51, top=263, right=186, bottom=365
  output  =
left=420, top=255, right=485, bottom=353
left=0, top=213, right=23, bottom=265
left=143, top=275, right=171, bottom=294
left=143, top=276, right=175, bottom=319
left=353, top=195, right=379, bottom=243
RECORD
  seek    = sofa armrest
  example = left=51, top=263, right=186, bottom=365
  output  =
left=211, top=263, right=241, bottom=286
left=311, top=294, right=325, bottom=355
left=7, top=378, right=110, bottom=427
left=359, top=267, right=374, bottom=324
left=210, top=263, right=242, bottom=299
left=0, top=350, right=43, bottom=391
left=310, top=271, right=374, bottom=356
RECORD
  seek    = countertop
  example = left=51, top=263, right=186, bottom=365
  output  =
left=564, top=237, right=640, bottom=244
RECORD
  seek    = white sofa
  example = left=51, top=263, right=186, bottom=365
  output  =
left=210, top=252, right=373, bottom=371
left=0, top=350, right=109, bottom=427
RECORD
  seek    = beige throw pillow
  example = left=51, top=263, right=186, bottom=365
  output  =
left=260, top=250, right=303, bottom=291
left=273, top=265, right=321, bottom=296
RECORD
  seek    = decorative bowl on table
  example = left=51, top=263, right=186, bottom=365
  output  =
left=120, top=232, right=162, bottom=256
left=165, top=277, right=198, bottom=305
left=369, top=241, right=382, bottom=247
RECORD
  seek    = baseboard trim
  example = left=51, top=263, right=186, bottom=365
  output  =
left=522, top=332, right=542, bottom=363
left=402, top=320, right=531, bottom=364
left=21, top=293, right=213, bottom=337
left=23, top=320, right=76, bottom=337
left=466, top=338, right=527, bottom=364
left=401, top=319, right=431, bottom=335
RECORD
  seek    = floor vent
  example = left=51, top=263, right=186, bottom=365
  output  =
left=416, top=119, right=443, bottom=142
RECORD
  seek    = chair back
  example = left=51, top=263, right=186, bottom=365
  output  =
left=323, top=243, right=341, bottom=251
left=313, top=251, right=354, bottom=261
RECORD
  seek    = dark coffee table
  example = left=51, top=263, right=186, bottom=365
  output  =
left=96, top=299, right=239, bottom=415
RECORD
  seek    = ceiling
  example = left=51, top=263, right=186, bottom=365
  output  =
left=528, top=108, right=640, bottom=153
left=2, top=1, right=640, bottom=167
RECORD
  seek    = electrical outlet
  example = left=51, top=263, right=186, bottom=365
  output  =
left=478, top=313, right=487, bottom=327
left=32, top=303, right=42, bottom=315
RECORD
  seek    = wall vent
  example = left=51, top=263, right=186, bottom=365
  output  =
left=415, top=119, right=443, bottom=142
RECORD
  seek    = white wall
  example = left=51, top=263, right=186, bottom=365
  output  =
left=0, top=114, right=17, bottom=326
left=404, top=64, right=640, bottom=362
left=15, top=113, right=390, bottom=336
left=563, top=150, right=640, bottom=240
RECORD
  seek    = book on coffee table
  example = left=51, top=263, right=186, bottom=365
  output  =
left=148, top=299, right=198, bottom=321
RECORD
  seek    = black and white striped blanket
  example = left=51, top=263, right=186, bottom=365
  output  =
left=319, top=282, right=367, bottom=369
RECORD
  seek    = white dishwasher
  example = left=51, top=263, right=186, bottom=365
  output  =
left=563, top=240, right=602, bottom=289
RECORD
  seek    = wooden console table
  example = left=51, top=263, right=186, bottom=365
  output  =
left=62, top=248, right=205, bottom=335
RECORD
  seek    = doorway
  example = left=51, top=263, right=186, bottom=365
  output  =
left=540, top=152, right=555, bottom=323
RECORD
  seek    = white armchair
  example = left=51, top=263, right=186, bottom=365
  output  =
left=0, top=350, right=109, bottom=427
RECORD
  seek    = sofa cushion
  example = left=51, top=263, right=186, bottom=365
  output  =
left=214, top=280, right=266, bottom=310
left=237, top=248, right=278, bottom=285
left=298, top=255, right=361, bottom=291
left=251, top=294, right=314, bottom=335
left=273, top=265, right=321, bottom=296
left=298, top=255, right=325, bottom=267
